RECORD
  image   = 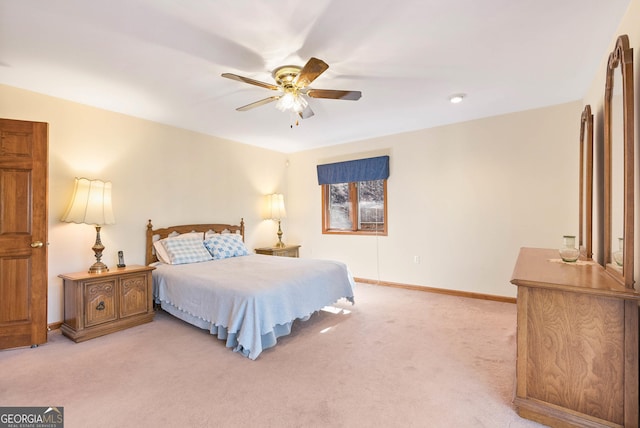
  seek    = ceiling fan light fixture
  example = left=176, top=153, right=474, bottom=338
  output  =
left=295, top=96, right=308, bottom=113
left=449, top=93, right=466, bottom=104
left=275, top=91, right=308, bottom=113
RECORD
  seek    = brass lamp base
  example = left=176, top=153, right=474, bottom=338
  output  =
left=274, top=219, right=285, bottom=248
left=89, top=261, right=109, bottom=274
left=89, top=225, right=109, bottom=274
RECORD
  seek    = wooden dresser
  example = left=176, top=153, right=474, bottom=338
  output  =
left=59, top=265, right=155, bottom=342
left=511, top=248, right=639, bottom=427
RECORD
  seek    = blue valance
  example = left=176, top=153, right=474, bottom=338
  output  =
left=317, top=155, right=390, bottom=185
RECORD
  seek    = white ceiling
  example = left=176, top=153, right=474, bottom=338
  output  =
left=0, top=0, right=630, bottom=153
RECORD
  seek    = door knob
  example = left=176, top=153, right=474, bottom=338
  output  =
left=30, top=241, right=44, bottom=248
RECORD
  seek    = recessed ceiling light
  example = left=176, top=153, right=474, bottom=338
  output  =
left=449, top=93, right=466, bottom=104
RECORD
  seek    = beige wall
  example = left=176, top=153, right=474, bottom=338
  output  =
left=287, top=101, right=582, bottom=298
left=0, top=84, right=288, bottom=323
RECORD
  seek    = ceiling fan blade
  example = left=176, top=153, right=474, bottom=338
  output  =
left=222, top=73, right=280, bottom=91
left=298, top=104, right=315, bottom=119
left=236, top=96, right=280, bottom=111
left=293, top=57, right=329, bottom=88
left=306, top=89, right=362, bottom=101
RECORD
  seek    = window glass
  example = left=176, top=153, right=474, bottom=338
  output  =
left=358, top=180, right=384, bottom=231
left=323, top=180, right=387, bottom=235
left=329, top=183, right=352, bottom=229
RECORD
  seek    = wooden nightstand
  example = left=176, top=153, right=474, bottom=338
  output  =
left=59, top=265, right=155, bottom=342
left=255, top=244, right=301, bottom=258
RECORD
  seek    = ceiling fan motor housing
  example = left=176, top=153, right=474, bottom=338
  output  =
left=272, top=65, right=302, bottom=89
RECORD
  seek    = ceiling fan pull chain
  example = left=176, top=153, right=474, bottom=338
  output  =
left=288, top=111, right=300, bottom=128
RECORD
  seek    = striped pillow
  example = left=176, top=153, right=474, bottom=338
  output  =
left=161, top=236, right=213, bottom=265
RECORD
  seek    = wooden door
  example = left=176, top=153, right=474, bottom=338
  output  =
left=0, top=119, right=48, bottom=349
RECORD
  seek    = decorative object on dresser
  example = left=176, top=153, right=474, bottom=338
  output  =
left=510, top=34, right=638, bottom=428
left=60, top=177, right=116, bottom=274
left=264, top=193, right=287, bottom=247
left=255, top=244, right=300, bottom=258
left=146, top=220, right=354, bottom=360
left=558, top=235, right=579, bottom=262
left=59, top=265, right=155, bottom=342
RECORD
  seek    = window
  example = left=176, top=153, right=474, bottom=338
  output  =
left=317, top=155, right=390, bottom=235
left=322, top=180, right=387, bottom=235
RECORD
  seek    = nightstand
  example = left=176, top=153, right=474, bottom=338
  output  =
left=255, top=244, right=301, bottom=258
left=59, top=265, right=155, bottom=342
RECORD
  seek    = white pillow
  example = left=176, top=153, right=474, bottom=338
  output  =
left=155, top=232, right=206, bottom=264
left=204, top=234, right=249, bottom=260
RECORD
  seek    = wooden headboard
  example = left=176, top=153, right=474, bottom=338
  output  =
left=145, top=219, right=245, bottom=265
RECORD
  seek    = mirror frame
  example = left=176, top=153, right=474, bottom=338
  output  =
left=603, top=34, right=634, bottom=288
left=579, top=105, right=593, bottom=259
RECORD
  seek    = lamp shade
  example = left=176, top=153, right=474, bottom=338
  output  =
left=265, top=194, right=286, bottom=220
left=61, top=177, right=115, bottom=225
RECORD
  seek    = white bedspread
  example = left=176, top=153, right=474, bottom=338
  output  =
left=153, top=254, right=355, bottom=359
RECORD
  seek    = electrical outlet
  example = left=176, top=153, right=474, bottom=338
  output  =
left=413, top=255, right=420, bottom=264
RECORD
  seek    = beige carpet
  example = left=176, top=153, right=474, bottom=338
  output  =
left=0, top=283, right=545, bottom=428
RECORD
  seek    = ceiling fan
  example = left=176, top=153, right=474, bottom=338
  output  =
left=221, top=57, right=362, bottom=124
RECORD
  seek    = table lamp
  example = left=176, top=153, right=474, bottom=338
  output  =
left=265, top=193, right=286, bottom=248
left=61, top=177, right=115, bottom=273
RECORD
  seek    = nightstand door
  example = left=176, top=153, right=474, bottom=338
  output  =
left=119, top=273, right=149, bottom=318
left=84, top=279, right=117, bottom=327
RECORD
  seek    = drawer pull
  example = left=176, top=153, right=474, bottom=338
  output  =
left=96, top=301, right=105, bottom=311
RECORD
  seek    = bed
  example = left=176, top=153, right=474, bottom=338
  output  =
left=145, top=219, right=355, bottom=360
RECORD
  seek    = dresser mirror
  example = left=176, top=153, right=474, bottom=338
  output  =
left=610, top=70, right=624, bottom=269
left=603, top=34, right=634, bottom=288
left=579, top=105, right=593, bottom=259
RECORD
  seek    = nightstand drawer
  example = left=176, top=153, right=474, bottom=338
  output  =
left=84, top=279, right=117, bottom=327
left=271, top=248, right=298, bottom=257
left=255, top=244, right=300, bottom=258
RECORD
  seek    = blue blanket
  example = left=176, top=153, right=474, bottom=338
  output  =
left=153, top=254, right=355, bottom=359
